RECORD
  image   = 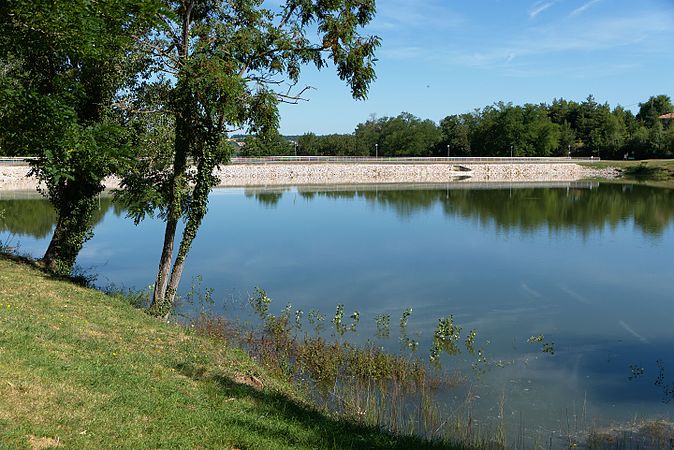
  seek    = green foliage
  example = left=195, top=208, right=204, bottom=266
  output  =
left=182, top=274, right=215, bottom=315
left=464, top=329, right=477, bottom=355
left=527, top=334, right=555, bottom=355
left=355, top=112, right=443, bottom=157
left=41, top=194, right=98, bottom=275
left=637, top=95, right=673, bottom=128
left=400, top=307, right=413, bottom=330
left=308, top=309, right=326, bottom=335
left=0, top=0, right=162, bottom=274
left=297, top=132, right=367, bottom=156
left=115, top=0, right=380, bottom=315
left=527, top=335, right=545, bottom=343
left=286, top=94, right=673, bottom=159
left=250, top=287, right=273, bottom=320
left=440, top=114, right=473, bottom=156
left=235, top=288, right=482, bottom=443
left=240, top=132, right=293, bottom=156
left=469, top=102, right=562, bottom=157
left=399, top=307, right=419, bottom=352
left=331, top=304, right=360, bottom=336
left=104, top=283, right=154, bottom=309
left=429, top=316, right=463, bottom=366
left=375, top=313, right=391, bottom=338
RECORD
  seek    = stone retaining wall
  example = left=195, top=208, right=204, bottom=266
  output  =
left=0, top=163, right=619, bottom=191
left=213, top=163, right=618, bottom=186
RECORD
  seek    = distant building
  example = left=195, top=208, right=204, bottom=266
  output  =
left=657, top=113, right=674, bottom=120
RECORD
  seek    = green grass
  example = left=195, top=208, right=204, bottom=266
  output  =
left=0, top=256, right=464, bottom=450
left=581, top=159, right=674, bottom=188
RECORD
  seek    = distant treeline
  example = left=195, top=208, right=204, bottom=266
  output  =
left=240, top=95, right=674, bottom=160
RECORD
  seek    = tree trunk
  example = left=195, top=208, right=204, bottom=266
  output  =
left=149, top=208, right=179, bottom=315
left=149, top=97, right=191, bottom=316
left=149, top=161, right=187, bottom=315
left=167, top=169, right=217, bottom=309
left=164, top=249, right=187, bottom=309
left=154, top=142, right=219, bottom=314
left=43, top=184, right=100, bottom=276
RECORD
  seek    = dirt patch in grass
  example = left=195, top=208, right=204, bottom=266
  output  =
left=28, top=435, right=62, bottom=449
left=233, top=373, right=265, bottom=391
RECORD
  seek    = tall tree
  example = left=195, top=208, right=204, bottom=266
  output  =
left=352, top=112, right=441, bottom=157
left=522, top=104, right=560, bottom=157
left=297, top=132, right=320, bottom=155
left=637, top=95, right=673, bottom=128
left=558, top=121, right=576, bottom=155
left=120, top=0, right=379, bottom=317
left=354, top=114, right=383, bottom=156
left=0, top=0, right=161, bottom=274
left=439, top=114, right=472, bottom=157
left=380, top=112, right=441, bottom=157
left=240, top=132, right=293, bottom=157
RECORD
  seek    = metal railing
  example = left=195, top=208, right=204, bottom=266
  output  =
left=230, top=156, right=601, bottom=164
left=0, top=157, right=37, bottom=165
left=1, top=155, right=602, bottom=165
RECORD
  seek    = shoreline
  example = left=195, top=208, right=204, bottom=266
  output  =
left=0, top=162, right=620, bottom=191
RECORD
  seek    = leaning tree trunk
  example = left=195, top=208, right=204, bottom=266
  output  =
left=150, top=204, right=180, bottom=314
left=149, top=157, right=188, bottom=315
left=162, top=149, right=218, bottom=310
left=149, top=104, right=191, bottom=316
left=43, top=183, right=101, bottom=276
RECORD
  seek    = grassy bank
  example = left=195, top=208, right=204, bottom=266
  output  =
left=0, top=256, right=462, bottom=449
left=583, top=159, right=674, bottom=188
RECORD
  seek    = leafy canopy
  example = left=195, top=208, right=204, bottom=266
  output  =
left=0, top=0, right=163, bottom=273
left=121, top=0, right=380, bottom=221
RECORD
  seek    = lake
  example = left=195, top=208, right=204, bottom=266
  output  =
left=2, top=181, right=673, bottom=445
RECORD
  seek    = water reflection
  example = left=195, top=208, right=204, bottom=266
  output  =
left=0, top=194, right=121, bottom=239
left=5, top=183, right=674, bottom=239
left=243, top=182, right=674, bottom=236
left=0, top=196, right=57, bottom=238
left=244, top=189, right=289, bottom=208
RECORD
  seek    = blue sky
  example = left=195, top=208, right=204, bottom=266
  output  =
left=276, top=0, right=674, bottom=135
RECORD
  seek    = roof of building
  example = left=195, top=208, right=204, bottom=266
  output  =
left=658, top=113, right=674, bottom=119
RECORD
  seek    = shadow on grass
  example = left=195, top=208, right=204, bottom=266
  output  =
left=0, top=252, right=94, bottom=287
left=623, top=163, right=673, bottom=181
left=174, top=359, right=472, bottom=450
left=214, top=374, right=471, bottom=450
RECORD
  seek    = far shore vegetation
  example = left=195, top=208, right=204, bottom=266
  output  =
left=237, top=95, right=674, bottom=161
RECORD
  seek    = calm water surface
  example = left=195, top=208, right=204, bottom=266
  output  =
left=2, top=182, right=673, bottom=443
